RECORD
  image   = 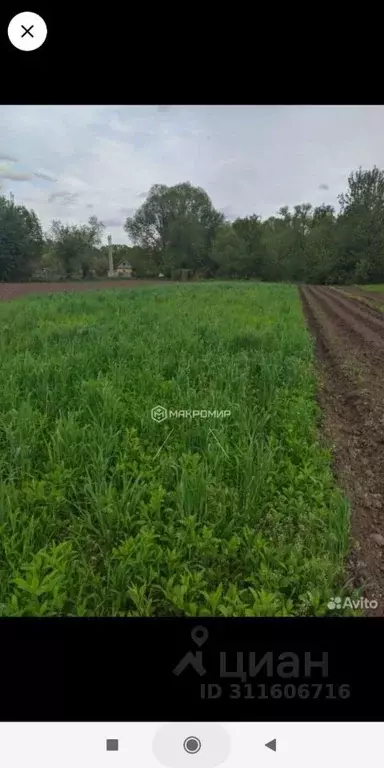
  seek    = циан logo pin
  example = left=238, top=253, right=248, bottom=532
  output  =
left=173, top=625, right=209, bottom=676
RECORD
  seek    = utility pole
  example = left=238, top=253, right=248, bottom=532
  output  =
left=107, top=234, right=114, bottom=277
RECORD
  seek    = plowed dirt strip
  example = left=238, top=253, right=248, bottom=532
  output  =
left=314, top=285, right=384, bottom=345
left=300, top=285, right=384, bottom=615
left=0, top=280, right=171, bottom=301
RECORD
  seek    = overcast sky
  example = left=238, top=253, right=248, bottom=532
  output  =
left=1, top=105, right=384, bottom=244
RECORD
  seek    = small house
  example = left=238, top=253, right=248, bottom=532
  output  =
left=115, top=260, right=133, bottom=278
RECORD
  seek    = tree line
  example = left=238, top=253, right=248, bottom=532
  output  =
left=2, top=166, right=384, bottom=284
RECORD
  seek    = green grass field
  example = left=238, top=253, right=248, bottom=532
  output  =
left=0, top=283, right=350, bottom=616
left=359, top=284, right=384, bottom=292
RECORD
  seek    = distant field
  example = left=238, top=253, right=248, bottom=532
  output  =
left=0, top=283, right=349, bottom=616
left=338, top=285, right=384, bottom=309
left=358, top=284, right=384, bottom=292
left=0, top=279, right=170, bottom=302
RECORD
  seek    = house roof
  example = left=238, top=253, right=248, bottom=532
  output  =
left=116, top=261, right=132, bottom=268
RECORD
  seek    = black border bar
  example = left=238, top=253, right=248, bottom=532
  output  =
left=1, top=618, right=381, bottom=720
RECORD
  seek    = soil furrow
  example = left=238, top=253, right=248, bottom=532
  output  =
left=318, top=284, right=384, bottom=333
left=300, top=285, right=384, bottom=616
left=310, top=286, right=384, bottom=352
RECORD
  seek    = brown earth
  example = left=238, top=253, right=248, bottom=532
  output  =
left=0, top=280, right=173, bottom=301
left=300, top=285, right=384, bottom=615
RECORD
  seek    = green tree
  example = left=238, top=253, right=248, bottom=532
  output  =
left=126, top=246, right=158, bottom=277
left=232, top=214, right=266, bottom=278
left=210, top=223, right=249, bottom=277
left=337, top=166, right=384, bottom=283
left=288, top=204, right=313, bottom=281
left=124, top=182, right=224, bottom=273
left=260, top=214, right=292, bottom=281
left=0, top=195, right=43, bottom=280
left=305, top=206, right=337, bottom=284
left=50, top=216, right=105, bottom=279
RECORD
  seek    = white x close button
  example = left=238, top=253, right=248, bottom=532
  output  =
left=8, top=11, right=47, bottom=51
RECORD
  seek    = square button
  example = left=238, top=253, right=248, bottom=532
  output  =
left=106, top=739, right=119, bottom=751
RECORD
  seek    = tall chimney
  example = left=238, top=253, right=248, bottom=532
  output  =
left=108, top=234, right=114, bottom=276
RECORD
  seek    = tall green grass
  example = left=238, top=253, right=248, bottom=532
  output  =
left=0, top=283, right=349, bottom=615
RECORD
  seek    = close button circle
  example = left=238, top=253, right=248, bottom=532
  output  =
left=8, top=12, right=47, bottom=51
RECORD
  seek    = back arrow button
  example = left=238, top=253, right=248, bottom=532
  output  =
left=265, top=739, right=277, bottom=752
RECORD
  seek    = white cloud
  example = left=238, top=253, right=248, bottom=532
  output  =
left=1, top=105, right=384, bottom=242
left=0, top=168, right=33, bottom=181
left=48, top=191, right=80, bottom=205
left=0, top=153, right=18, bottom=163
left=103, top=217, right=123, bottom=228
left=33, top=170, right=57, bottom=182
